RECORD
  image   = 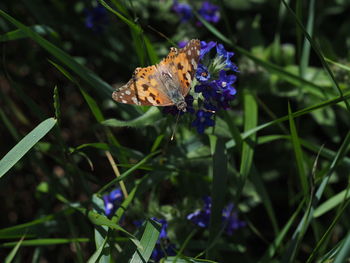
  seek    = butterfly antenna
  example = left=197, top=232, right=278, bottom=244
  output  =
left=146, top=25, right=176, bottom=46
left=171, top=111, right=181, bottom=141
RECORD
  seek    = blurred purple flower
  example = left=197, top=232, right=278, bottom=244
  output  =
left=222, top=204, right=246, bottom=236
left=178, top=40, right=188, bottom=48
left=187, top=196, right=212, bottom=227
left=151, top=243, right=176, bottom=262
left=191, top=110, right=215, bottom=134
left=151, top=217, right=168, bottom=241
left=84, top=5, right=108, bottom=33
left=103, top=188, right=123, bottom=217
left=172, top=0, right=193, bottom=22
left=197, top=1, right=220, bottom=25
left=187, top=197, right=245, bottom=235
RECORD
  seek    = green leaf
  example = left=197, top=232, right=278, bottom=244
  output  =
left=102, top=107, right=162, bottom=127
left=98, top=0, right=142, bottom=34
left=239, top=90, right=258, bottom=193
left=207, top=138, right=228, bottom=257
left=4, top=235, right=24, bottom=263
left=0, top=238, right=89, bottom=247
left=0, top=118, right=57, bottom=178
left=87, top=235, right=108, bottom=263
left=129, top=219, right=160, bottom=263
left=0, top=25, right=57, bottom=42
left=314, top=189, right=350, bottom=218
left=333, top=232, right=350, bottom=263
left=288, top=102, right=309, bottom=197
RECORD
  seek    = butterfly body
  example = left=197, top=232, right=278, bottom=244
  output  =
left=112, top=39, right=201, bottom=111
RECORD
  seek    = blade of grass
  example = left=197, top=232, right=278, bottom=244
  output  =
left=333, top=231, right=350, bottom=263
left=102, top=107, right=162, bottom=128
left=0, top=25, right=57, bottom=42
left=0, top=9, right=112, bottom=98
left=240, top=92, right=350, bottom=140
left=4, top=235, right=25, bottom=263
left=129, top=219, right=160, bottom=263
left=299, top=0, right=315, bottom=79
left=258, top=198, right=305, bottom=262
left=0, top=238, right=89, bottom=247
left=238, top=90, right=258, bottom=196
left=87, top=235, right=108, bottom=263
left=97, top=150, right=161, bottom=194
left=207, top=138, right=228, bottom=258
left=282, top=131, right=350, bottom=261
left=0, top=117, right=56, bottom=178
left=288, top=102, right=309, bottom=198
left=281, top=0, right=350, bottom=112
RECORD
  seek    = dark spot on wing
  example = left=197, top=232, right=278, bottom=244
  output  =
left=156, top=99, right=160, bottom=104
left=142, top=84, right=149, bottom=91
left=177, top=63, right=184, bottom=70
left=183, top=73, right=187, bottom=80
left=150, top=93, right=156, bottom=100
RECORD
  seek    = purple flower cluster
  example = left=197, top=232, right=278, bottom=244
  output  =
left=172, top=0, right=220, bottom=25
left=84, top=5, right=109, bottom=33
left=163, top=40, right=238, bottom=134
left=187, top=196, right=245, bottom=236
left=172, top=0, right=193, bottom=22
left=103, top=188, right=123, bottom=217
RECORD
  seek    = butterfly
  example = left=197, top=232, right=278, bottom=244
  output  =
left=112, top=39, right=201, bottom=112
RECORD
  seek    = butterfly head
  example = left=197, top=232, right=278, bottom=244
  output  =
left=176, top=100, right=187, bottom=112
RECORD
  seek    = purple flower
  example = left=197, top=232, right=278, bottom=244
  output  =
left=198, top=1, right=220, bottom=25
left=151, top=243, right=176, bottom=262
left=103, top=188, right=123, bottom=217
left=84, top=5, right=108, bottom=33
left=191, top=110, right=215, bottom=134
left=222, top=204, right=246, bottom=236
left=151, top=217, right=168, bottom=240
left=187, top=196, right=212, bottom=227
left=216, top=44, right=238, bottom=72
left=187, top=197, right=245, bottom=236
left=200, top=41, right=216, bottom=59
left=196, top=64, right=211, bottom=82
left=178, top=40, right=188, bottom=48
left=195, top=71, right=236, bottom=110
left=216, top=70, right=237, bottom=97
left=172, top=0, right=193, bottom=22
left=195, top=81, right=218, bottom=100
left=163, top=95, right=194, bottom=115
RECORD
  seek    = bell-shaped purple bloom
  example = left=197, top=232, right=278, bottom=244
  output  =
left=151, top=217, right=168, bottom=240
left=191, top=110, right=215, bottom=134
left=178, top=40, right=188, bottom=48
left=187, top=197, right=245, bottom=236
left=222, top=203, right=246, bottom=236
left=103, top=188, right=123, bottom=217
left=151, top=243, right=176, bottom=262
left=195, top=81, right=218, bottom=100
left=200, top=41, right=217, bottom=59
left=216, top=70, right=237, bottom=97
left=187, top=196, right=212, bottom=227
left=172, top=0, right=193, bottom=22
left=84, top=5, right=108, bottom=33
left=196, top=64, right=211, bottom=82
left=216, top=44, right=238, bottom=72
left=198, top=1, right=220, bottom=25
